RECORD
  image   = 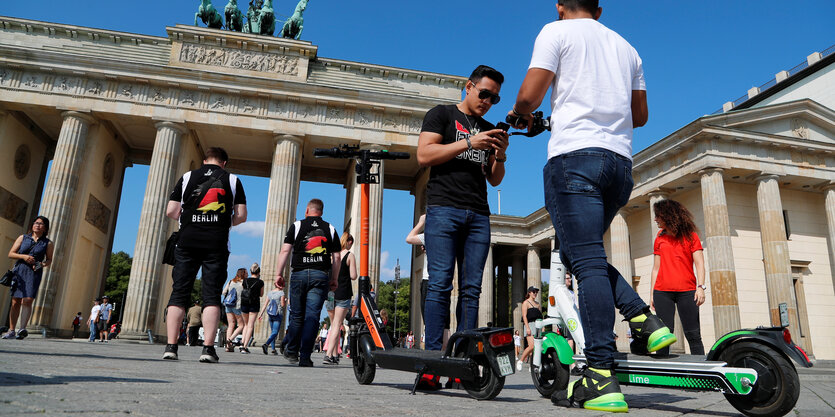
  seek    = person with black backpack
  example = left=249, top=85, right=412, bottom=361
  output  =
left=238, top=263, right=265, bottom=354
left=162, top=147, right=247, bottom=363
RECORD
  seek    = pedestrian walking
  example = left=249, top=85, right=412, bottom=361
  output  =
left=222, top=269, right=246, bottom=352
left=88, top=298, right=101, bottom=342
left=323, top=232, right=357, bottom=365
left=273, top=198, right=341, bottom=367
left=650, top=199, right=706, bottom=355
left=186, top=301, right=203, bottom=346
left=238, top=263, right=265, bottom=354
left=517, top=286, right=541, bottom=370
left=3, top=216, right=53, bottom=340
left=98, top=295, right=113, bottom=342
left=162, top=147, right=247, bottom=363
left=72, top=312, right=83, bottom=339
left=259, top=277, right=286, bottom=355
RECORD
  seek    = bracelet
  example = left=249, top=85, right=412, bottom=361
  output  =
left=465, top=136, right=473, bottom=151
left=495, top=155, right=507, bottom=162
left=511, top=106, right=528, bottom=117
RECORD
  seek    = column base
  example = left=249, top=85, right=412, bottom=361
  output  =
left=119, top=330, right=158, bottom=343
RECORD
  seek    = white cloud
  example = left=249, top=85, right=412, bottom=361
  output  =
left=228, top=253, right=255, bottom=268
left=232, top=221, right=265, bottom=238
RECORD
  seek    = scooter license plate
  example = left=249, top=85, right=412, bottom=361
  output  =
left=497, top=353, right=514, bottom=376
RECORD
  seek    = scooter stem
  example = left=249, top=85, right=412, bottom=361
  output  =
left=360, top=182, right=369, bottom=277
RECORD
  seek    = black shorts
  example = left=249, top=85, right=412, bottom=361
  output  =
left=168, top=246, right=228, bottom=308
left=240, top=303, right=259, bottom=314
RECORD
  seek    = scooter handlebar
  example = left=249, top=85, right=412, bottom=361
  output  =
left=313, top=146, right=411, bottom=161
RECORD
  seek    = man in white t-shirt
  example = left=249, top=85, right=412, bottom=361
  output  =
left=509, top=1, right=675, bottom=412
left=88, top=298, right=101, bottom=342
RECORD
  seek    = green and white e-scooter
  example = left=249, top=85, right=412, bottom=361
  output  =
left=529, top=250, right=813, bottom=417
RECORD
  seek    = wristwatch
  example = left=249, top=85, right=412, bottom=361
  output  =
left=697, top=284, right=707, bottom=290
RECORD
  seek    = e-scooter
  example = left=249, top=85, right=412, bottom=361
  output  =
left=313, top=145, right=517, bottom=400
left=529, top=250, right=813, bottom=416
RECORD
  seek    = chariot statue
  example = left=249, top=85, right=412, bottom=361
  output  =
left=224, top=0, right=244, bottom=31
left=279, top=0, right=309, bottom=40
left=195, top=0, right=224, bottom=29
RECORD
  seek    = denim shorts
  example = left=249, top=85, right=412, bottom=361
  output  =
left=226, top=306, right=242, bottom=315
left=334, top=298, right=350, bottom=309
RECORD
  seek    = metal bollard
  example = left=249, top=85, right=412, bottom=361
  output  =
left=147, top=329, right=154, bottom=344
left=42, top=328, right=47, bottom=338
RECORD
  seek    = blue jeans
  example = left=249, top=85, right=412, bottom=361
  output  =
left=543, top=148, right=647, bottom=369
left=423, top=205, right=491, bottom=350
left=89, top=322, right=97, bottom=341
left=265, top=315, right=283, bottom=350
left=284, top=269, right=329, bottom=361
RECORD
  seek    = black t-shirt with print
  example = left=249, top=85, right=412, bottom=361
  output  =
left=283, top=216, right=341, bottom=272
left=422, top=104, right=495, bottom=216
left=169, top=164, right=247, bottom=251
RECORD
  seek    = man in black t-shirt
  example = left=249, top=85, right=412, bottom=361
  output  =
left=417, top=65, right=509, bottom=351
left=162, top=147, right=247, bottom=363
left=274, top=198, right=341, bottom=367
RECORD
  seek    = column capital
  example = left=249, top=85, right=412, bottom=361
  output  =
left=526, top=245, right=539, bottom=252
left=647, top=187, right=673, bottom=199
left=60, top=111, right=96, bottom=125
left=273, top=134, right=304, bottom=147
left=697, top=167, right=725, bottom=177
left=153, top=121, right=188, bottom=135
left=752, top=172, right=782, bottom=183
left=819, top=181, right=835, bottom=192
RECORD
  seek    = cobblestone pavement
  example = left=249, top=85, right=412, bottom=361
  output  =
left=0, top=338, right=832, bottom=416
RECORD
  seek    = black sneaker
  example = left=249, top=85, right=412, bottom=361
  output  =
left=15, top=329, right=28, bottom=340
left=279, top=341, right=285, bottom=355
left=299, top=358, right=314, bottom=367
left=163, top=344, right=179, bottom=360
left=284, top=351, right=299, bottom=363
left=323, top=355, right=335, bottom=365
left=271, top=349, right=278, bottom=355
left=552, top=367, right=627, bottom=412
left=261, top=344, right=269, bottom=355
left=628, top=312, right=676, bottom=354
left=199, top=345, right=219, bottom=363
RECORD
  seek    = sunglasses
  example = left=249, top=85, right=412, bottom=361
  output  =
left=469, top=82, right=501, bottom=105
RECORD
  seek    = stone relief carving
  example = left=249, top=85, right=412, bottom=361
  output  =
left=180, top=91, right=196, bottom=106
left=102, top=153, right=115, bottom=188
left=87, top=80, right=103, bottom=96
left=0, top=69, right=9, bottom=85
left=210, top=95, right=227, bottom=110
left=151, top=88, right=166, bottom=102
left=22, top=75, right=40, bottom=89
left=408, top=118, right=422, bottom=132
left=383, top=117, right=398, bottom=129
left=56, top=77, right=73, bottom=92
left=356, top=110, right=371, bottom=126
left=84, top=194, right=111, bottom=234
left=791, top=118, right=809, bottom=139
left=120, top=84, right=134, bottom=98
left=178, top=43, right=299, bottom=76
left=240, top=98, right=256, bottom=113
left=0, top=186, right=28, bottom=227
left=14, top=145, right=31, bottom=180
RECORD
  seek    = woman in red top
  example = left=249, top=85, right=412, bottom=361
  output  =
left=650, top=199, right=706, bottom=355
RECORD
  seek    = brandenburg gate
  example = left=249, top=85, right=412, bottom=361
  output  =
left=0, top=16, right=464, bottom=339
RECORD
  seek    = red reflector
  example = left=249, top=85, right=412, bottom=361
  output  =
left=489, top=332, right=513, bottom=347
left=783, top=328, right=792, bottom=344
left=549, top=296, right=555, bottom=306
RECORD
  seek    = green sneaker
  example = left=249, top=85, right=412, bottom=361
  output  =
left=551, top=367, right=628, bottom=412
left=629, top=313, right=677, bottom=353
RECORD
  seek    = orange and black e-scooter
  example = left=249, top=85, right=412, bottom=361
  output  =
left=314, top=145, right=517, bottom=400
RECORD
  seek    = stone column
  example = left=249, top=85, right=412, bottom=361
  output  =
left=511, top=254, right=525, bottom=337
left=31, top=111, right=96, bottom=329
left=610, top=211, right=633, bottom=350
left=700, top=168, right=741, bottom=336
left=526, top=246, right=541, bottom=305
left=824, top=186, right=835, bottom=293
left=121, top=122, right=185, bottom=338
left=496, top=263, right=509, bottom=327
left=367, top=148, right=384, bottom=291
left=647, top=189, right=685, bottom=353
left=755, top=174, right=798, bottom=328
left=257, top=135, right=303, bottom=341
left=478, top=245, right=494, bottom=327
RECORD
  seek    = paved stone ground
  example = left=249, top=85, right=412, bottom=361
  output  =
left=0, top=338, right=832, bottom=416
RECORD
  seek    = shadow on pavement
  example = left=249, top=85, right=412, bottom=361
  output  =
left=0, top=372, right=168, bottom=386
left=371, top=382, right=536, bottom=402
left=626, top=393, right=739, bottom=416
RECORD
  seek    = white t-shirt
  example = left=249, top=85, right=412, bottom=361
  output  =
left=514, top=334, right=521, bottom=346
left=89, top=305, right=101, bottom=323
left=320, top=328, right=329, bottom=338
left=416, top=234, right=429, bottom=281
left=529, top=19, right=645, bottom=160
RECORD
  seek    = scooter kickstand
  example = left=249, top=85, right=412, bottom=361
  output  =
left=411, top=371, right=425, bottom=395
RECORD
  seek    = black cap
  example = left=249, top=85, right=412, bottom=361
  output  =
left=94, top=297, right=102, bottom=302
left=101, top=295, right=109, bottom=299
left=527, top=286, right=539, bottom=293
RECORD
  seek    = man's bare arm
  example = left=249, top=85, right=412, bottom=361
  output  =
left=631, top=90, right=648, bottom=128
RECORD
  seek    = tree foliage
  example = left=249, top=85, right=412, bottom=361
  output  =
left=104, top=251, right=132, bottom=321
left=376, top=276, right=411, bottom=339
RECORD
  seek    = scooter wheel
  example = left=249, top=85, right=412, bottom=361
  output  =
left=719, top=341, right=800, bottom=417
left=531, top=348, right=570, bottom=397
left=353, top=334, right=376, bottom=385
left=461, top=356, right=505, bottom=400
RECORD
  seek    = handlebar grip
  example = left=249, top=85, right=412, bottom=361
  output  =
left=313, top=147, right=339, bottom=158
left=378, top=151, right=411, bottom=160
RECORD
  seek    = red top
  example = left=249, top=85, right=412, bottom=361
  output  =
left=653, top=230, right=703, bottom=292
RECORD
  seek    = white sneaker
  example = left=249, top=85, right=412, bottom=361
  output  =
left=516, top=360, right=523, bottom=371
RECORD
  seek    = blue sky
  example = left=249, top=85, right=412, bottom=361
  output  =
left=4, top=1, right=835, bottom=284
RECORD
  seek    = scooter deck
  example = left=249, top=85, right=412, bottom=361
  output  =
left=372, top=348, right=478, bottom=381
left=572, top=353, right=756, bottom=394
